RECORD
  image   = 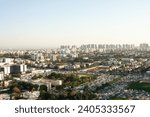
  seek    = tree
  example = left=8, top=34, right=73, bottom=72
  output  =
left=39, top=90, right=50, bottom=100
left=39, top=85, right=47, bottom=92
left=11, top=86, right=22, bottom=99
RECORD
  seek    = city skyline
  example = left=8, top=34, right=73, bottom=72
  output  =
left=0, top=0, right=150, bottom=48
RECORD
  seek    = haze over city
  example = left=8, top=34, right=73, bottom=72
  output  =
left=0, top=0, right=150, bottom=48
left=1, top=0, right=150, bottom=100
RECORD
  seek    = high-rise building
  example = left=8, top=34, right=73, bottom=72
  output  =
left=140, top=43, right=149, bottom=50
left=10, top=64, right=27, bottom=74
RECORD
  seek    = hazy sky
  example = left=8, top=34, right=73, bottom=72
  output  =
left=0, top=0, right=150, bottom=48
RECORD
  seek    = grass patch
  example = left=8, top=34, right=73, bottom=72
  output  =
left=127, top=81, right=150, bottom=93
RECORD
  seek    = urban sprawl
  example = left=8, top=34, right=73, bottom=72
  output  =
left=1, top=43, right=150, bottom=100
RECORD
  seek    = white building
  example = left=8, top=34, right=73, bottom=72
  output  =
left=51, top=55, right=57, bottom=61
left=20, top=64, right=27, bottom=73
left=0, top=72, right=4, bottom=81
left=0, top=66, right=10, bottom=75
left=0, top=58, right=13, bottom=66
left=0, top=58, right=11, bottom=63
left=31, top=53, right=44, bottom=61
left=50, top=80, right=62, bottom=86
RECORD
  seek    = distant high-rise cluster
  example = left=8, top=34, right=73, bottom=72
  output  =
left=60, top=43, right=149, bottom=51
left=140, top=43, right=149, bottom=50
left=60, top=45, right=77, bottom=49
left=80, top=44, right=135, bottom=50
